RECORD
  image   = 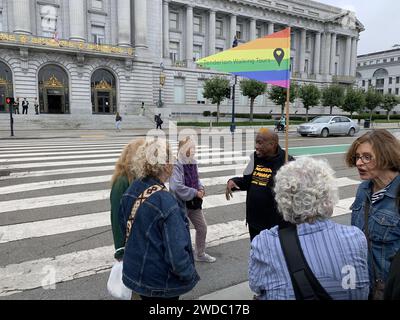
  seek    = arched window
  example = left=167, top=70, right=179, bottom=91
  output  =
left=38, top=65, right=70, bottom=114
left=0, top=61, right=13, bottom=113
left=91, top=69, right=117, bottom=114
left=372, top=68, right=388, bottom=78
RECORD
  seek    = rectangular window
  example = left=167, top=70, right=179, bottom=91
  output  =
left=193, top=44, right=202, bottom=61
left=391, top=58, right=395, bottom=62
left=368, top=79, right=372, bottom=86
left=169, top=41, right=180, bottom=62
left=216, top=20, right=223, bottom=37
left=174, top=78, right=185, bottom=104
left=91, top=25, right=105, bottom=44
left=236, top=24, right=243, bottom=40
left=389, top=77, right=393, bottom=84
left=306, top=36, right=311, bottom=51
left=336, top=40, right=340, bottom=55
left=290, top=57, right=294, bottom=72
left=92, top=0, right=103, bottom=10
left=290, top=32, right=295, bottom=48
left=304, top=59, right=309, bottom=74
left=194, top=16, right=202, bottom=33
left=257, top=27, right=262, bottom=39
left=197, top=81, right=206, bottom=104
left=40, top=5, right=58, bottom=37
left=389, top=88, right=392, bottom=94
left=383, top=59, right=387, bottom=63
left=169, top=11, right=179, bottom=30
left=216, top=47, right=224, bottom=53
left=362, top=80, right=366, bottom=87
left=397, top=77, right=400, bottom=84
left=396, top=88, right=399, bottom=95
left=335, top=63, right=338, bottom=76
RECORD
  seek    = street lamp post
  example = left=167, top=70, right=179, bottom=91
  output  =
left=158, top=63, right=166, bottom=108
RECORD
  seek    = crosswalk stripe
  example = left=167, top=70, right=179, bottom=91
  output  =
left=0, top=163, right=247, bottom=181
left=0, top=193, right=357, bottom=244
left=0, top=155, right=251, bottom=170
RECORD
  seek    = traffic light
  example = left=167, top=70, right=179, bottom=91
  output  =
left=6, top=97, right=14, bottom=105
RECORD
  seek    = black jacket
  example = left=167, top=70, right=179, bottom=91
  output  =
left=231, top=146, right=294, bottom=231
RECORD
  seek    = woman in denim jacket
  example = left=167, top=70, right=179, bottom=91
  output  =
left=346, top=130, right=400, bottom=299
left=119, top=139, right=199, bottom=300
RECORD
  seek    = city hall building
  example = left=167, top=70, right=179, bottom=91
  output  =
left=0, top=0, right=363, bottom=117
left=356, top=48, right=400, bottom=114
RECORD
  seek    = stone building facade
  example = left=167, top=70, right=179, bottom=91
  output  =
left=0, top=0, right=364, bottom=116
left=356, top=48, right=400, bottom=114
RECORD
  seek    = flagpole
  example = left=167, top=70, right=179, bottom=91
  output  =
left=285, top=86, right=290, bottom=163
left=285, top=27, right=291, bottom=163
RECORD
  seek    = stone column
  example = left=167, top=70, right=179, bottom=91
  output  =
left=344, top=36, right=352, bottom=76
left=134, top=0, right=148, bottom=48
left=69, top=0, right=86, bottom=41
left=299, top=29, right=306, bottom=74
left=313, top=32, right=321, bottom=75
left=267, top=22, right=274, bottom=35
left=330, top=33, right=337, bottom=75
left=117, top=0, right=131, bottom=47
left=250, top=18, right=256, bottom=40
left=13, top=0, right=32, bottom=34
left=324, top=32, right=331, bottom=75
left=185, top=5, right=194, bottom=62
left=208, top=9, right=216, bottom=55
left=230, top=14, right=237, bottom=46
left=350, top=37, right=358, bottom=77
left=162, top=0, right=170, bottom=58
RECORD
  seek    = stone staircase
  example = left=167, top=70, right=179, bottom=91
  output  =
left=0, top=113, right=156, bottom=131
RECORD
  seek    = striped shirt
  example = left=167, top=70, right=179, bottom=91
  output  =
left=249, top=220, right=370, bottom=300
left=371, top=181, right=394, bottom=204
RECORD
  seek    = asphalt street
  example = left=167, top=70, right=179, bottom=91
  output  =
left=0, top=128, right=399, bottom=300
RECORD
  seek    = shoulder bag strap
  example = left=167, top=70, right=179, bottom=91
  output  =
left=279, top=225, right=332, bottom=300
left=125, top=184, right=166, bottom=244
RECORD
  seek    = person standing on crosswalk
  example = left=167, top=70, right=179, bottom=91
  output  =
left=169, top=136, right=216, bottom=263
left=110, top=138, right=145, bottom=261
left=249, top=157, right=370, bottom=300
left=226, top=128, right=294, bottom=241
left=119, top=139, right=199, bottom=300
left=346, top=129, right=400, bottom=300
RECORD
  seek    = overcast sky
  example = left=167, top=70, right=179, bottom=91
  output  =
left=316, top=0, right=400, bottom=55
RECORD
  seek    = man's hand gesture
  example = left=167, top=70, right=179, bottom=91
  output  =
left=226, top=180, right=240, bottom=201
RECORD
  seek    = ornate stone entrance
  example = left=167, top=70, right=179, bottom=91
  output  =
left=0, top=61, right=13, bottom=113
left=91, top=69, right=117, bottom=114
left=38, top=65, right=70, bottom=114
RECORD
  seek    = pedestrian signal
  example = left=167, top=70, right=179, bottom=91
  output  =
left=6, top=97, right=14, bottom=105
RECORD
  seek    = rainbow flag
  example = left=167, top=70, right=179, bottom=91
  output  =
left=196, top=28, right=291, bottom=88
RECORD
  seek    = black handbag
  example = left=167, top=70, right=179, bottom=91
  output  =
left=186, top=197, right=203, bottom=210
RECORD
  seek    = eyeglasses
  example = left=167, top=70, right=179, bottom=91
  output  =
left=353, top=155, right=374, bottom=164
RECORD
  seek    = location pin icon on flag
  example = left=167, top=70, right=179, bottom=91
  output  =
left=273, top=48, right=285, bottom=66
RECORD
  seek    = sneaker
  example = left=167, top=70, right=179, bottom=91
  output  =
left=195, top=253, right=216, bottom=263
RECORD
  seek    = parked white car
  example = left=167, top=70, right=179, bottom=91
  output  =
left=297, top=116, right=360, bottom=137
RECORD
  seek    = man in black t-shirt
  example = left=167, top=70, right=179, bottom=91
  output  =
left=226, top=128, right=294, bottom=241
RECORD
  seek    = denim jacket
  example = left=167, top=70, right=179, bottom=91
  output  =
left=119, top=176, right=200, bottom=298
left=351, top=175, right=400, bottom=285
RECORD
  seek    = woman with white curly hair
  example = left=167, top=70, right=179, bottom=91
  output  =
left=249, top=157, right=370, bottom=300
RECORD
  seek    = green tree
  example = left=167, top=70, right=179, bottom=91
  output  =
left=381, top=94, right=399, bottom=121
left=365, top=88, right=383, bottom=121
left=203, top=76, right=230, bottom=123
left=298, top=84, right=321, bottom=121
left=342, top=88, right=365, bottom=118
left=267, top=84, right=297, bottom=117
left=240, top=79, right=267, bottom=122
left=321, top=85, right=345, bottom=115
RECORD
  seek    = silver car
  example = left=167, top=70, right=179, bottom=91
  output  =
left=297, top=116, right=360, bottom=138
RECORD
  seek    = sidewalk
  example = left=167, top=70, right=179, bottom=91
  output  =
left=198, top=281, right=253, bottom=300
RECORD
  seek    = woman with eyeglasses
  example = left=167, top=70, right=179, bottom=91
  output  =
left=346, top=129, right=400, bottom=300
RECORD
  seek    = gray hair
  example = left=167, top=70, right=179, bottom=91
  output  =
left=274, top=157, right=339, bottom=224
